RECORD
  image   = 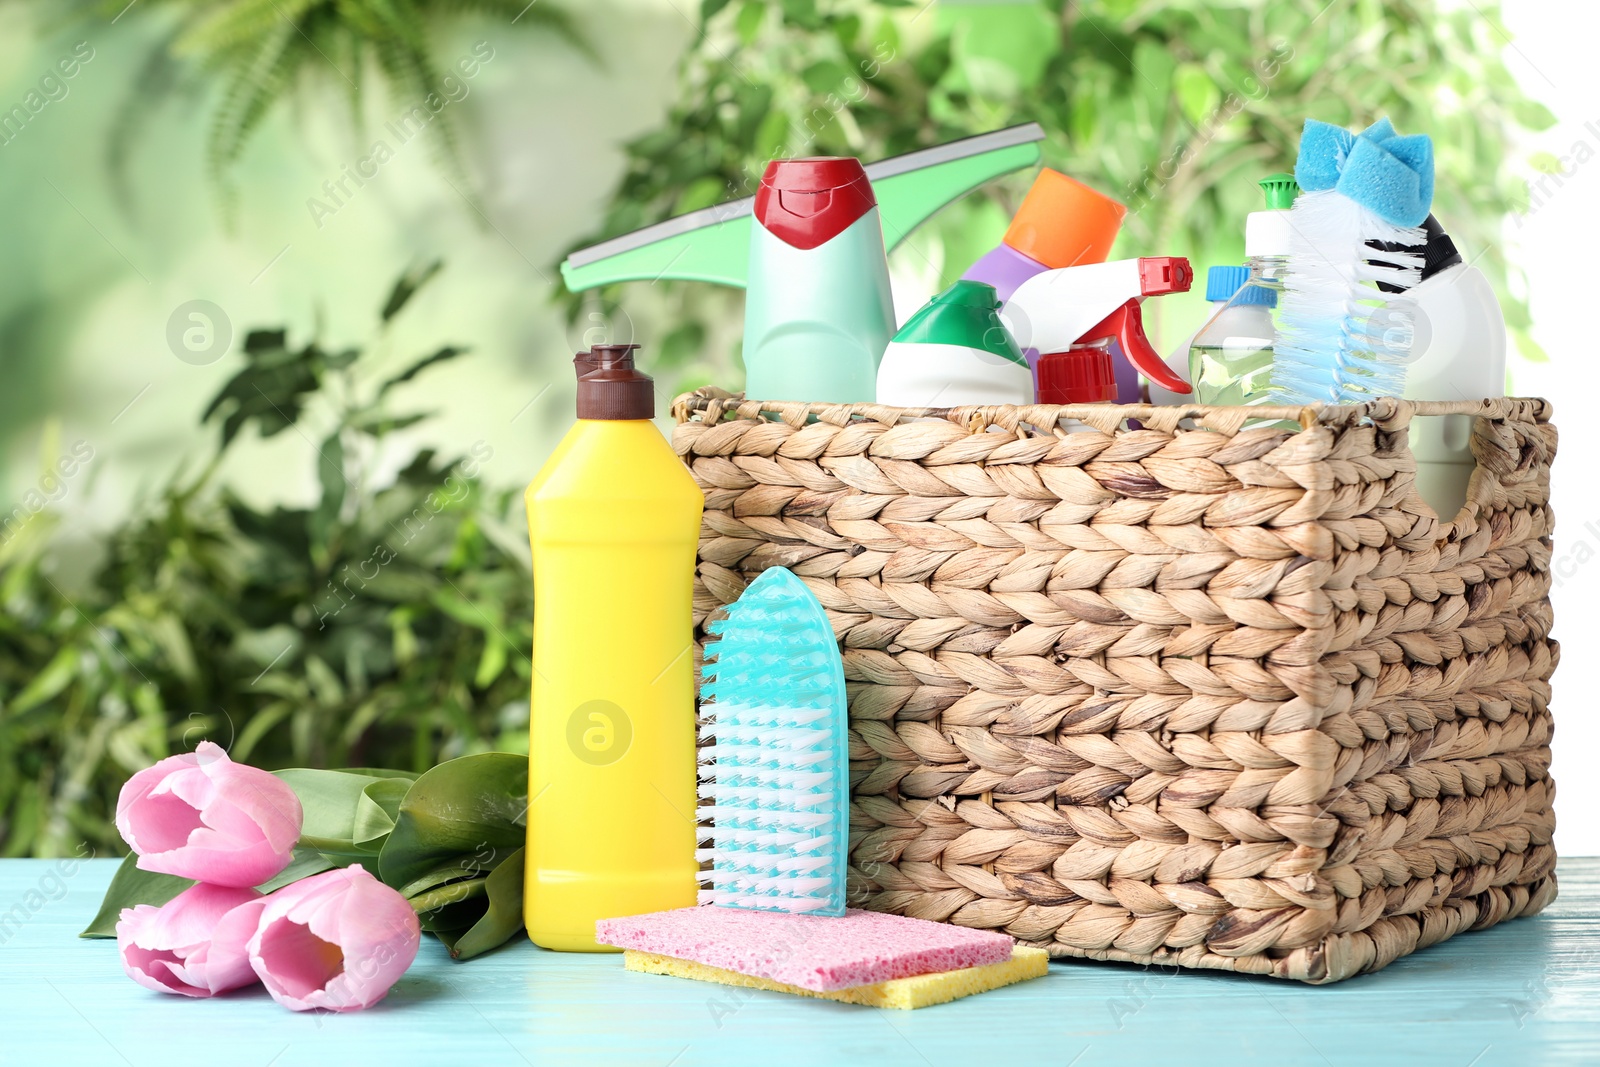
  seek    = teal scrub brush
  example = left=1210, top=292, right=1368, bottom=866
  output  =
left=697, top=566, right=849, bottom=916
left=1271, top=118, right=1432, bottom=405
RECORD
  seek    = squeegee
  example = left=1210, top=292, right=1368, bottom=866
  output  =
left=560, top=123, right=1046, bottom=292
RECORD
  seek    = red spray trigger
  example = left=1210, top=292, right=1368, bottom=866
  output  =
left=1077, top=300, right=1191, bottom=394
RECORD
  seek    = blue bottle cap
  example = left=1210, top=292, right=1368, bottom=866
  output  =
left=1205, top=265, right=1251, bottom=302
left=1232, top=282, right=1278, bottom=308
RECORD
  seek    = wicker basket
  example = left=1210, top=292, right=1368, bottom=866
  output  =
left=671, top=390, right=1558, bottom=984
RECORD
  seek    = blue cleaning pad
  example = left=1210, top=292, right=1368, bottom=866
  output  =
left=1362, top=117, right=1398, bottom=143
left=697, top=566, right=849, bottom=916
left=1295, top=117, right=1434, bottom=227
left=1336, top=137, right=1430, bottom=227
left=1295, top=119, right=1353, bottom=192
left=1374, top=133, right=1435, bottom=215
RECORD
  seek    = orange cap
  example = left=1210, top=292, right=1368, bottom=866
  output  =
left=1002, top=169, right=1127, bottom=269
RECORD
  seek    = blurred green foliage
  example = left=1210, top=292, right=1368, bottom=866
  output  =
left=60, top=0, right=587, bottom=211
left=568, top=0, right=1554, bottom=395
left=0, top=266, right=533, bottom=858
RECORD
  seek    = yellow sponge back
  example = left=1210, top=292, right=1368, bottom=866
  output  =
left=623, top=945, right=1048, bottom=1010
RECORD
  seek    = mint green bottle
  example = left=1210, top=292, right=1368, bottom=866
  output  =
left=743, top=157, right=895, bottom=404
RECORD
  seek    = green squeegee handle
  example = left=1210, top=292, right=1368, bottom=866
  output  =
left=560, top=128, right=1044, bottom=293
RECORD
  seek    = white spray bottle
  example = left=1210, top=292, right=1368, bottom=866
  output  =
left=1003, top=257, right=1194, bottom=403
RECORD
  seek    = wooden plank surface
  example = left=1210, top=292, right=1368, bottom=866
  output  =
left=3, top=857, right=1597, bottom=1066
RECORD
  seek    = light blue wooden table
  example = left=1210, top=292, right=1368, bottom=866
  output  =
left=5, top=858, right=1598, bottom=1066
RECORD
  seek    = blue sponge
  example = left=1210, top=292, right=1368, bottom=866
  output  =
left=1295, top=117, right=1434, bottom=227
left=1362, top=117, right=1398, bottom=143
left=1294, top=120, right=1353, bottom=192
left=1375, top=133, right=1434, bottom=215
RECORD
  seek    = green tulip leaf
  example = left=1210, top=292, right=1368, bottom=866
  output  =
left=377, top=752, right=527, bottom=893
left=275, top=768, right=416, bottom=856
left=256, top=848, right=342, bottom=893
left=80, top=854, right=193, bottom=938
left=417, top=897, right=488, bottom=934
left=354, top=776, right=413, bottom=851
left=82, top=846, right=351, bottom=937
left=395, top=860, right=494, bottom=900
left=440, top=847, right=526, bottom=961
left=410, top=874, right=489, bottom=916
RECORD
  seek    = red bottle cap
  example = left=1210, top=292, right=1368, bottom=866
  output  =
left=753, top=158, right=877, bottom=250
left=1037, top=345, right=1118, bottom=405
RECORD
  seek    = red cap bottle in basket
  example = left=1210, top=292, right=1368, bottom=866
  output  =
left=754, top=158, right=878, bottom=250
left=1036, top=345, right=1119, bottom=404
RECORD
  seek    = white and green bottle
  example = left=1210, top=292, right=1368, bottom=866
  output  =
left=875, top=280, right=1030, bottom=407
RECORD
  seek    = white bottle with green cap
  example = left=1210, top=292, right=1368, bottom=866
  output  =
left=875, top=280, right=1031, bottom=407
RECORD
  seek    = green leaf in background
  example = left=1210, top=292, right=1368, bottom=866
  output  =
left=1173, top=63, right=1221, bottom=127
left=310, top=430, right=347, bottom=561
left=1, top=266, right=535, bottom=861
left=80, top=854, right=193, bottom=938
left=1513, top=99, right=1559, bottom=132
left=10, top=647, right=78, bottom=716
left=377, top=346, right=469, bottom=398
left=77, top=5, right=590, bottom=215
left=380, top=260, right=445, bottom=323
left=736, top=0, right=766, bottom=46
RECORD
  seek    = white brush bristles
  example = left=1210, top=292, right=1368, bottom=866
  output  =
left=1272, top=189, right=1425, bottom=404
left=697, top=700, right=844, bottom=912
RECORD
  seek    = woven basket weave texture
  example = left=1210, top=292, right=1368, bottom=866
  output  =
left=672, top=392, right=1558, bottom=983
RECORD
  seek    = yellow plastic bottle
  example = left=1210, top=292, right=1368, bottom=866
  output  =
left=523, top=344, right=702, bottom=952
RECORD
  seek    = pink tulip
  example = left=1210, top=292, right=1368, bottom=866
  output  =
left=248, top=865, right=420, bottom=1012
left=116, top=741, right=302, bottom=888
left=117, top=884, right=267, bottom=997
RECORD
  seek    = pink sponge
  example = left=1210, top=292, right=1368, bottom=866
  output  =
left=595, top=906, right=1013, bottom=992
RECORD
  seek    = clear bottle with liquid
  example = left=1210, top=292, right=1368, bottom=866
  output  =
left=1152, top=265, right=1241, bottom=405
left=1190, top=174, right=1296, bottom=407
left=1189, top=261, right=1282, bottom=406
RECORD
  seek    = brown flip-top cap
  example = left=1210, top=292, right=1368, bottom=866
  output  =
left=575, top=343, right=654, bottom=420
